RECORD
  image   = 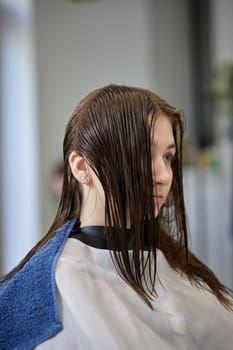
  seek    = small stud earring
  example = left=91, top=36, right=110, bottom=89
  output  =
left=81, top=175, right=88, bottom=183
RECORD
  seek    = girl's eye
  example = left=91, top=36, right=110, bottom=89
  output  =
left=163, top=153, right=175, bottom=163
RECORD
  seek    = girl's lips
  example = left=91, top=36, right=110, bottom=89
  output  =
left=154, top=195, right=164, bottom=205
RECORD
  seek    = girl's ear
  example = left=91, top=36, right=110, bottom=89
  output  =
left=69, top=151, right=91, bottom=185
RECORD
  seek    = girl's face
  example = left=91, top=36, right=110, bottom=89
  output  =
left=77, top=114, right=175, bottom=226
left=90, top=114, right=175, bottom=219
left=151, top=114, right=175, bottom=216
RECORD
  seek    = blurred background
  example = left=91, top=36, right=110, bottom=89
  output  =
left=0, top=0, right=232, bottom=289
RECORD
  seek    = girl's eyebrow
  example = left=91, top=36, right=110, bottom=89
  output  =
left=152, top=141, right=176, bottom=150
left=151, top=141, right=176, bottom=152
left=167, top=143, right=176, bottom=151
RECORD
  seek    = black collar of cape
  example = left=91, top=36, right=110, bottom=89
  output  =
left=69, top=220, right=151, bottom=250
left=69, top=220, right=109, bottom=249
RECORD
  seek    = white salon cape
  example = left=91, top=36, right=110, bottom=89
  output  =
left=36, top=238, right=233, bottom=350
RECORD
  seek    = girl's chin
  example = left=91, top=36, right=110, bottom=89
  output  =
left=154, top=203, right=163, bottom=218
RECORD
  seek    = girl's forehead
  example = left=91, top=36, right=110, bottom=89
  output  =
left=150, top=114, right=175, bottom=144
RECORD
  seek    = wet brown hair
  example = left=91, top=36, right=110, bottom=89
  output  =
left=2, top=84, right=233, bottom=309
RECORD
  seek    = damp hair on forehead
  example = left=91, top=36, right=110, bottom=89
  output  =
left=69, top=87, right=161, bottom=226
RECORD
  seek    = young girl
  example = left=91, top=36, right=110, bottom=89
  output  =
left=1, top=84, right=233, bottom=349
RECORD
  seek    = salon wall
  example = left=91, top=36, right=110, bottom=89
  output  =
left=212, top=0, right=233, bottom=62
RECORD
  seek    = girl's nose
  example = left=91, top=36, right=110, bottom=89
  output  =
left=152, top=158, right=170, bottom=185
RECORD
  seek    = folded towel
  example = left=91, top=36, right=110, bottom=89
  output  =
left=0, top=219, right=75, bottom=350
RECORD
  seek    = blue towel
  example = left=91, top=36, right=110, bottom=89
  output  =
left=0, top=219, right=76, bottom=350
